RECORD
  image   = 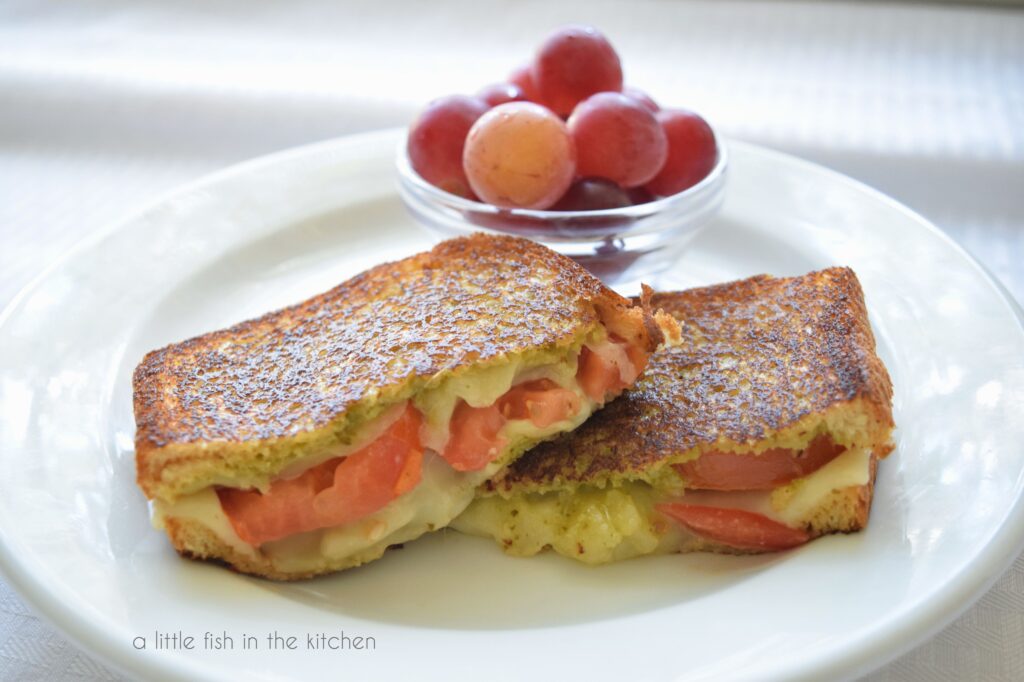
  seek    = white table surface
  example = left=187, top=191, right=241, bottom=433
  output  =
left=1, top=1, right=1022, bottom=680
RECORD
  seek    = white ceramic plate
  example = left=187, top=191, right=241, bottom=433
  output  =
left=1, top=129, right=1022, bottom=682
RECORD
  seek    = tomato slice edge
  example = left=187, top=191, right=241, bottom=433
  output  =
left=674, top=435, right=847, bottom=491
left=656, top=503, right=810, bottom=551
left=219, top=404, right=424, bottom=546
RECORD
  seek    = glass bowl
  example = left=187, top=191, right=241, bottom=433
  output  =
left=396, top=132, right=727, bottom=290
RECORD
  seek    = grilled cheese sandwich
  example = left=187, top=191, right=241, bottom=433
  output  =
left=134, top=234, right=679, bottom=579
left=454, top=267, right=894, bottom=562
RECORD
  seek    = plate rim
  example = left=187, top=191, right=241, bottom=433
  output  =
left=1, top=128, right=1022, bottom=682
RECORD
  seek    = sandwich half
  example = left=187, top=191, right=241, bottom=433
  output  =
left=454, top=267, right=894, bottom=563
left=134, top=234, right=679, bottom=579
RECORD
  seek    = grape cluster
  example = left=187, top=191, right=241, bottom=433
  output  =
left=407, top=25, right=718, bottom=212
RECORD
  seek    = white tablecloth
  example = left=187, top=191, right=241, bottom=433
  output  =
left=1, top=1, right=1022, bottom=679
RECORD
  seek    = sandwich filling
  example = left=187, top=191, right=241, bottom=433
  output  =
left=452, top=433, right=875, bottom=564
left=153, top=331, right=649, bottom=569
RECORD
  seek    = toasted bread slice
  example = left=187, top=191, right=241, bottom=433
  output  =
left=134, top=234, right=678, bottom=579
left=454, top=267, right=894, bottom=563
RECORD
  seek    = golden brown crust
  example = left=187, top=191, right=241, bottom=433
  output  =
left=488, top=267, right=895, bottom=493
left=134, top=234, right=656, bottom=499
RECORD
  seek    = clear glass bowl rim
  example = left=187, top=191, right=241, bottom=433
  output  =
left=395, top=128, right=729, bottom=221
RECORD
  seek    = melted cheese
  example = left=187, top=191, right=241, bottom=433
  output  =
left=453, top=484, right=673, bottom=564
left=266, top=451, right=470, bottom=572
left=153, top=488, right=259, bottom=560
left=414, top=356, right=583, bottom=454
left=772, top=444, right=870, bottom=525
left=275, top=403, right=407, bottom=481
left=454, top=444, right=872, bottom=563
left=153, top=347, right=614, bottom=574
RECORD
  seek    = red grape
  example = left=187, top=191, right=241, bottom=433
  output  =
left=644, top=109, right=718, bottom=196
left=627, top=186, right=655, bottom=205
left=552, top=178, right=632, bottom=211
left=623, top=86, right=659, bottom=113
left=463, top=102, right=576, bottom=210
left=568, top=92, right=668, bottom=188
left=407, top=95, right=489, bottom=198
left=508, top=64, right=540, bottom=101
left=477, top=82, right=528, bottom=107
left=532, top=25, right=623, bottom=117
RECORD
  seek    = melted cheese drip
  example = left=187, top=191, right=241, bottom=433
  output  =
left=153, top=488, right=258, bottom=559
left=454, top=444, right=872, bottom=563
left=772, top=444, right=870, bottom=525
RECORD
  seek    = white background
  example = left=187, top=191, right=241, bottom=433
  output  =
left=1, top=1, right=1022, bottom=679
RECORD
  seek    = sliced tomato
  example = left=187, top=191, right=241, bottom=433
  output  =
left=312, top=405, right=424, bottom=524
left=674, top=435, right=846, bottom=491
left=576, top=337, right=647, bottom=403
left=608, top=335, right=646, bottom=387
left=577, top=346, right=615, bottom=402
left=218, top=458, right=336, bottom=547
left=442, top=379, right=584, bottom=472
left=576, top=346, right=622, bottom=402
left=621, top=339, right=649, bottom=378
left=393, top=447, right=423, bottom=496
left=443, top=401, right=508, bottom=472
left=498, top=379, right=581, bottom=428
left=656, top=503, right=810, bottom=551
left=219, top=404, right=423, bottom=546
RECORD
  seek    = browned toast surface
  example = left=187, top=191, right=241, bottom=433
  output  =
left=488, top=267, right=894, bottom=494
left=134, top=234, right=663, bottom=499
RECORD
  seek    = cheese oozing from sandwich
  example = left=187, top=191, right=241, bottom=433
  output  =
left=452, top=442, right=874, bottom=564
left=154, top=332, right=647, bottom=576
